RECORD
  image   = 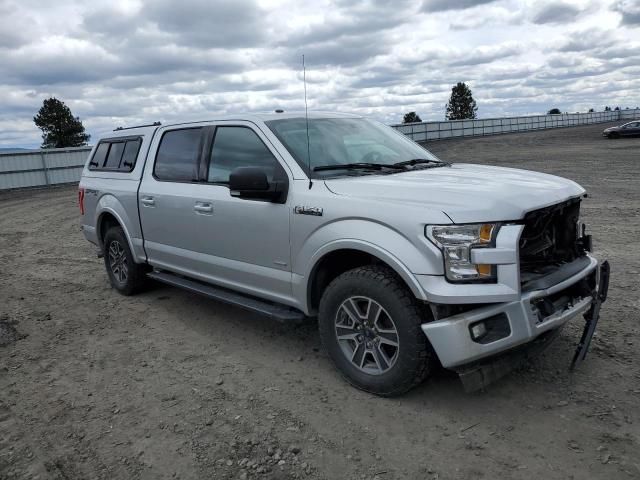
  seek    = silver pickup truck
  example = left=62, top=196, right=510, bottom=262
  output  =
left=79, top=112, right=609, bottom=396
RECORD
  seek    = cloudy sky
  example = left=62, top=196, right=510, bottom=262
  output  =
left=0, top=0, right=639, bottom=147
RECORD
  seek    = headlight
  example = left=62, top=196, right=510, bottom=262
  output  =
left=426, top=223, right=498, bottom=282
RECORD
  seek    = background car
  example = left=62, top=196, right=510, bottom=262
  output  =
left=602, top=121, right=640, bottom=138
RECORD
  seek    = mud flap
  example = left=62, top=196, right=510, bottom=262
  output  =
left=570, top=260, right=610, bottom=370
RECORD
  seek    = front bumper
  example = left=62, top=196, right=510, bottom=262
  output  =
left=421, top=254, right=600, bottom=369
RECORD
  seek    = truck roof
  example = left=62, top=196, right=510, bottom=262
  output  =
left=104, top=111, right=362, bottom=139
left=238, top=111, right=362, bottom=121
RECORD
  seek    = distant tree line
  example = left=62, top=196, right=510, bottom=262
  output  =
left=548, top=106, right=632, bottom=114
left=403, top=83, right=638, bottom=125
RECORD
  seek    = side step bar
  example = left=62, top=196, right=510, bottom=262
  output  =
left=147, top=270, right=306, bottom=323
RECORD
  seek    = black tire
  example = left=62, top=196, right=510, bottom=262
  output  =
left=318, top=265, right=434, bottom=396
left=103, top=226, right=147, bottom=295
left=608, top=132, right=619, bottom=139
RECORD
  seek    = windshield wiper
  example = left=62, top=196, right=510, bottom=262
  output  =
left=393, top=158, right=450, bottom=168
left=313, top=162, right=404, bottom=172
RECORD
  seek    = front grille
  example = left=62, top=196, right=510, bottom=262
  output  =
left=519, top=198, right=586, bottom=280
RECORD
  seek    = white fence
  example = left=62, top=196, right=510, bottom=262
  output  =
left=392, top=109, right=640, bottom=142
left=0, top=146, right=91, bottom=190
left=1, top=109, right=638, bottom=190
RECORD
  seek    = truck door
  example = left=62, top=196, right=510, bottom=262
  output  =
left=138, top=123, right=293, bottom=304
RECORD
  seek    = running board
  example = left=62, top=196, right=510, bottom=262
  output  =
left=147, top=270, right=306, bottom=323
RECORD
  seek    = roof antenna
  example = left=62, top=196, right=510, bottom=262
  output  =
left=303, top=54, right=313, bottom=189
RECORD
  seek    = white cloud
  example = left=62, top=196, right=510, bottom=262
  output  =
left=530, top=1, right=587, bottom=24
left=612, top=0, right=640, bottom=25
left=0, top=0, right=638, bottom=147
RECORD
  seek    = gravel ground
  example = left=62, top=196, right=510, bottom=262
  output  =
left=1, top=121, right=639, bottom=480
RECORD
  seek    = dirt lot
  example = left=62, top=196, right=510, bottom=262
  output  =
left=1, top=122, right=639, bottom=480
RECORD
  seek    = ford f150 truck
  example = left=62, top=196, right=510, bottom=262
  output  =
left=79, top=112, right=609, bottom=396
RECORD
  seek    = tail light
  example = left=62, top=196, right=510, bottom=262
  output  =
left=78, top=188, right=85, bottom=215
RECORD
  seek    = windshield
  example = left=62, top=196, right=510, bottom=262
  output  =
left=265, top=117, right=442, bottom=177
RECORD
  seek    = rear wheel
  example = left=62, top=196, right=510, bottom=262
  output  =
left=318, top=265, right=434, bottom=396
left=103, top=226, right=147, bottom=295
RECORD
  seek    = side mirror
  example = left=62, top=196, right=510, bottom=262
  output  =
left=229, top=166, right=287, bottom=203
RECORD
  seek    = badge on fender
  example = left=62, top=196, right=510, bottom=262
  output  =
left=294, top=206, right=323, bottom=216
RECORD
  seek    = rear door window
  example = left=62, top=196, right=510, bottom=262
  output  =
left=154, top=128, right=203, bottom=182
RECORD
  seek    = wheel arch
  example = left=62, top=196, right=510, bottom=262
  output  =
left=303, top=240, right=427, bottom=315
left=96, top=208, right=136, bottom=257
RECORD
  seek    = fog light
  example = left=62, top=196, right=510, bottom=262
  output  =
left=470, top=314, right=511, bottom=344
left=470, top=322, right=487, bottom=340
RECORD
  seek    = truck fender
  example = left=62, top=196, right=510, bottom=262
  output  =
left=95, top=196, right=138, bottom=260
left=293, top=218, right=444, bottom=313
left=303, top=239, right=428, bottom=304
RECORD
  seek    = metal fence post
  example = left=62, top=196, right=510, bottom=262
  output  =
left=39, top=152, right=51, bottom=187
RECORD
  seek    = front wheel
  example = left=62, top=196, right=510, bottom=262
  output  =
left=318, top=265, right=434, bottom=396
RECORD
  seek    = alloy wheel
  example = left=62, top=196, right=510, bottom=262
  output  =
left=108, top=240, right=128, bottom=284
left=334, top=296, right=399, bottom=375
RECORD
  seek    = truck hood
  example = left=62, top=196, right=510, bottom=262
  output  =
left=323, top=163, right=585, bottom=223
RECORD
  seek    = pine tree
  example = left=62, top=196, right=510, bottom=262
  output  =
left=403, top=112, right=422, bottom=123
left=445, top=82, right=477, bottom=120
left=34, top=98, right=90, bottom=148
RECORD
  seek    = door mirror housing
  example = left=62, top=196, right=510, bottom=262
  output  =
left=229, top=166, right=288, bottom=203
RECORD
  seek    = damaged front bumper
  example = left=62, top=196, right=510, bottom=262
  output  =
left=421, top=254, right=609, bottom=390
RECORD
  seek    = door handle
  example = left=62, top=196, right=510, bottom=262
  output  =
left=194, top=202, right=213, bottom=214
left=140, top=196, right=155, bottom=206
